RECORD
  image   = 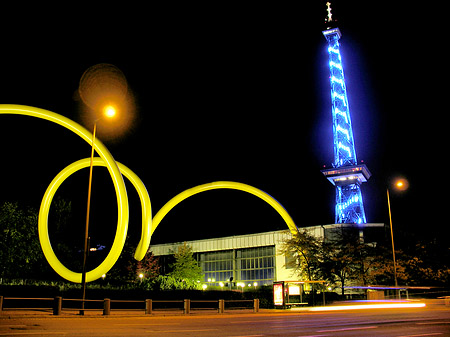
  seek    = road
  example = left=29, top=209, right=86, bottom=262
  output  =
left=1, top=305, right=449, bottom=336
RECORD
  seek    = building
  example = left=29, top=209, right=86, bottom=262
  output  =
left=149, top=223, right=384, bottom=287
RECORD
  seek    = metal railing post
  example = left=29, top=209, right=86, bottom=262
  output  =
left=253, top=299, right=259, bottom=313
left=53, top=296, right=62, bottom=315
left=145, top=299, right=152, bottom=314
left=218, top=299, right=224, bottom=313
left=184, top=299, right=190, bottom=315
left=103, top=298, right=111, bottom=315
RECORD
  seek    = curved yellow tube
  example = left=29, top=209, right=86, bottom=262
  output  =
left=152, top=181, right=298, bottom=236
left=39, top=158, right=151, bottom=283
left=0, top=105, right=130, bottom=283
left=0, top=105, right=298, bottom=284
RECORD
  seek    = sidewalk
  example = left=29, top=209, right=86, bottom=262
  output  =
left=0, top=308, right=276, bottom=319
left=1, top=299, right=446, bottom=320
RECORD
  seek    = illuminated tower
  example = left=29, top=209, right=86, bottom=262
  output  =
left=321, top=2, right=371, bottom=224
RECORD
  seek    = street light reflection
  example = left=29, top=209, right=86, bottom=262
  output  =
left=309, top=301, right=426, bottom=311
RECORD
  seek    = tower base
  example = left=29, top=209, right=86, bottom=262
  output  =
left=321, top=164, right=371, bottom=224
left=335, top=183, right=366, bottom=224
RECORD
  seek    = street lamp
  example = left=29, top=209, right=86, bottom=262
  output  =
left=80, top=106, right=116, bottom=315
left=386, top=178, right=409, bottom=292
left=103, top=105, right=117, bottom=119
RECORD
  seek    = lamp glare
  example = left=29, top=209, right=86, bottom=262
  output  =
left=104, top=105, right=116, bottom=118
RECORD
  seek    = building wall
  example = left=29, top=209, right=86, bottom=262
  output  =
left=150, top=230, right=293, bottom=286
left=149, top=224, right=383, bottom=286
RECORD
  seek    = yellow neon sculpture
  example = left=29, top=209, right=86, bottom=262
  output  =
left=0, top=105, right=132, bottom=283
left=39, top=158, right=151, bottom=283
left=0, top=104, right=298, bottom=283
left=152, top=182, right=298, bottom=236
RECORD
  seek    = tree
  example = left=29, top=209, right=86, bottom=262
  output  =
left=47, top=197, right=81, bottom=273
left=105, top=237, right=159, bottom=284
left=134, top=251, right=159, bottom=281
left=283, top=226, right=450, bottom=296
left=320, top=227, right=379, bottom=296
left=166, top=242, right=203, bottom=289
left=362, top=245, right=407, bottom=286
left=282, top=227, right=378, bottom=296
left=280, top=230, right=323, bottom=281
left=402, top=241, right=450, bottom=286
left=321, top=239, right=363, bottom=296
left=0, top=202, right=48, bottom=279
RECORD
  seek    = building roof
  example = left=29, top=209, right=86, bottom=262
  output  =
left=149, top=223, right=384, bottom=256
left=149, top=230, right=292, bottom=256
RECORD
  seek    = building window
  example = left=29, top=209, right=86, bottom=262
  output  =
left=198, top=250, right=234, bottom=285
left=236, top=246, right=275, bottom=286
left=195, top=246, right=275, bottom=286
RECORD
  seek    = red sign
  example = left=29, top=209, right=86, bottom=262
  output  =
left=273, top=283, right=284, bottom=306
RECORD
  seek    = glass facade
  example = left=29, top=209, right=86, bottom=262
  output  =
left=237, top=246, right=274, bottom=285
left=199, top=250, right=234, bottom=285
left=197, top=245, right=275, bottom=286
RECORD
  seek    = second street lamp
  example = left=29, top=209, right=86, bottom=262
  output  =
left=386, top=187, right=398, bottom=289
left=80, top=106, right=116, bottom=315
left=386, top=177, right=409, bottom=295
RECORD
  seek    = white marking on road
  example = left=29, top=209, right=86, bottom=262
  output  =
left=225, top=335, right=264, bottom=337
left=114, top=323, right=181, bottom=326
left=317, top=325, right=378, bottom=332
left=397, top=333, right=443, bottom=337
left=230, top=319, right=283, bottom=324
left=146, top=328, right=219, bottom=333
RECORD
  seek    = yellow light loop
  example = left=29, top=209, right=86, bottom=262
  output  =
left=0, top=105, right=298, bottom=283
left=39, top=158, right=151, bottom=282
left=0, top=105, right=131, bottom=283
left=152, top=181, right=298, bottom=237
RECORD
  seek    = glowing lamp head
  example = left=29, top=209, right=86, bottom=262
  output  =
left=394, top=178, right=409, bottom=191
left=103, top=105, right=117, bottom=118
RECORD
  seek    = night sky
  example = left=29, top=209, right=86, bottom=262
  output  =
left=0, top=3, right=446, bottom=253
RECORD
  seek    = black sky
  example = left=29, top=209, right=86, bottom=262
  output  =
left=1, top=3, right=447, bottom=250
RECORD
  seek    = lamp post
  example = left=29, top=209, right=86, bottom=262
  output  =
left=386, top=178, right=408, bottom=296
left=386, top=188, right=398, bottom=289
left=80, top=105, right=116, bottom=315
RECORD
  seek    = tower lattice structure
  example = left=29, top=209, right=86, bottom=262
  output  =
left=321, top=2, right=371, bottom=224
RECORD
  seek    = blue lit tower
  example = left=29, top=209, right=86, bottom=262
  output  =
left=321, top=2, right=371, bottom=224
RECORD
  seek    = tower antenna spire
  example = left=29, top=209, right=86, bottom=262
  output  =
left=325, top=2, right=333, bottom=23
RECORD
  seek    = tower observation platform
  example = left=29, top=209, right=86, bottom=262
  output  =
left=321, top=2, right=370, bottom=225
left=322, top=164, right=371, bottom=187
